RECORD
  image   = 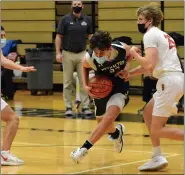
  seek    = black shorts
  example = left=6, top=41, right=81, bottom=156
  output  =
left=94, top=77, right=129, bottom=116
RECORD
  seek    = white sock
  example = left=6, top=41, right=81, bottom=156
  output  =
left=152, top=146, right=162, bottom=157
left=1, top=150, right=9, bottom=154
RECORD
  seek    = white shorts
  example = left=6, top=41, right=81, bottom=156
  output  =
left=106, top=93, right=127, bottom=111
left=153, top=72, right=184, bottom=117
left=1, top=98, right=8, bottom=111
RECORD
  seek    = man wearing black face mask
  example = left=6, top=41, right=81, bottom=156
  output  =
left=55, top=1, right=93, bottom=117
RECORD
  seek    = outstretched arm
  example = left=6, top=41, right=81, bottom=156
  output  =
left=129, top=65, right=150, bottom=77
left=1, top=50, right=36, bottom=72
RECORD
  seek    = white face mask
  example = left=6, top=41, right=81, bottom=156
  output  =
left=0, top=38, right=7, bottom=49
left=92, top=51, right=107, bottom=65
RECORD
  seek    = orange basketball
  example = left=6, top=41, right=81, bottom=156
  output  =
left=88, top=75, right=113, bottom=99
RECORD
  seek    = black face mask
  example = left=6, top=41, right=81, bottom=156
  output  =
left=138, top=23, right=148, bottom=34
left=72, top=6, right=82, bottom=14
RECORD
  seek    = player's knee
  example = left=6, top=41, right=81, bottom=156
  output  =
left=9, top=113, right=19, bottom=126
left=143, top=107, right=152, bottom=122
left=151, top=126, right=158, bottom=137
left=104, top=113, right=118, bottom=123
left=151, top=124, right=162, bottom=137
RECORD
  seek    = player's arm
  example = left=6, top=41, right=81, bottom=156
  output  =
left=1, top=50, right=22, bottom=70
left=129, top=65, right=150, bottom=77
left=130, top=46, right=158, bottom=71
left=81, top=53, right=92, bottom=89
left=1, top=50, right=36, bottom=72
left=124, top=43, right=133, bottom=70
left=130, top=33, right=158, bottom=71
left=115, top=43, right=133, bottom=79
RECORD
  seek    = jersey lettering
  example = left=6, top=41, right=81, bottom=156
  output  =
left=164, top=34, right=176, bottom=49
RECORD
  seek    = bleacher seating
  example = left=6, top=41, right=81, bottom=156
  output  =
left=1, top=1, right=184, bottom=88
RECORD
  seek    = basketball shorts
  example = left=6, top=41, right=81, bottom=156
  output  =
left=94, top=92, right=129, bottom=116
left=153, top=72, right=184, bottom=117
left=1, top=98, right=8, bottom=111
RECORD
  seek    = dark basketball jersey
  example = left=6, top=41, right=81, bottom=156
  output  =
left=86, top=40, right=129, bottom=95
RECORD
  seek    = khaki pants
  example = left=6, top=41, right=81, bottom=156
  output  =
left=62, top=50, right=90, bottom=108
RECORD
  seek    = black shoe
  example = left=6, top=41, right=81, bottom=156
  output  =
left=82, top=108, right=93, bottom=118
left=65, top=108, right=73, bottom=117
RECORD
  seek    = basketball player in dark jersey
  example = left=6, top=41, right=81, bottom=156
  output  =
left=70, top=31, right=134, bottom=163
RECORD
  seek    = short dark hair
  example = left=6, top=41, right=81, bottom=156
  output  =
left=90, top=31, right=112, bottom=50
left=1, top=26, right=5, bottom=31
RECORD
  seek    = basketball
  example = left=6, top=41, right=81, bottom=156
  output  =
left=88, top=75, right=113, bottom=99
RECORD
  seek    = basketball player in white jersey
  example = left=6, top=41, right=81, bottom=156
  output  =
left=118, top=3, right=184, bottom=171
left=1, top=27, right=36, bottom=165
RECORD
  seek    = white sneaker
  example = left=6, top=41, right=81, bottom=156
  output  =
left=108, top=124, right=125, bottom=153
left=70, top=147, right=88, bottom=164
left=1, top=151, right=24, bottom=166
left=138, top=155, right=168, bottom=171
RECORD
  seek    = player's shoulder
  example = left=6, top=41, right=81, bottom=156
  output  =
left=84, top=48, right=94, bottom=62
left=84, top=49, right=97, bottom=70
left=86, top=48, right=93, bottom=58
left=111, top=41, right=125, bottom=50
left=144, top=27, right=161, bottom=39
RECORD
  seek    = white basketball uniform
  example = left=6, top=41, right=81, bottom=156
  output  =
left=1, top=98, right=8, bottom=111
left=144, top=26, right=184, bottom=117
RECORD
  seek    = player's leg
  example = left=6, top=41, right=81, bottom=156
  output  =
left=70, top=105, right=121, bottom=164
left=151, top=75, right=184, bottom=141
left=152, top=117, right=184, bottom=141
left=97, top=116, right=125, bottom=153
left=93, top=93, right=125, bottom=151
left=1, top=98, right=24, bottom=165
left=139, top=74, right=184, bottom=171
left=140, top=115, right=183, bottom=171
left=96, top=115, right=115, bottom=134
left=88, top=105, right=121, bottom=144
left=142, top=98, right=156, bottom=139
left=70, top=93, right=127, bottom=163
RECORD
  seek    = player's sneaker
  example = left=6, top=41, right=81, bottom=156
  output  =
left=82, top=108, right=93, bottom=116
left=1, top=151, right=24, bottom=166
left=70, top=147, right=88, bottom=164
left=138, top=155, right=168, bottom=171
left=65, top=107, right=73, bottom=117
left=108, top=124, right=125, bottom=153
